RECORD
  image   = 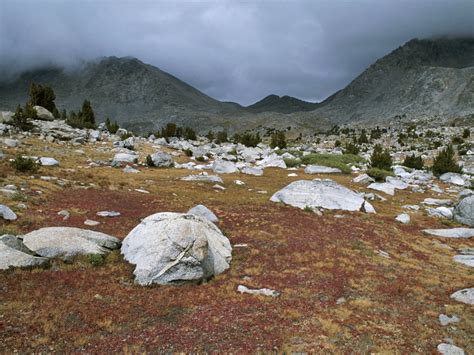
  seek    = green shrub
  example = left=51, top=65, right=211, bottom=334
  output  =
left=183, top=149, right=193, bottom=157
left=358, top=130, right=369, bottom=144
left=28, top=82, right=58, bottom=115
left=284, top=158, right=301, bottom=168
left=196, top=156, right=206, bottom=162
left=344, top=142, right=360, bottom=155
left=270, top=131, right=287, bottom=149
left=215, top=131, right=228, bottom=144
left=402, top=154, right=424, bottom=170
left=233, top=132, right=261, bottom=147
left=432, top=144, right=462, bottom=176
left=367, top=168, right=395, bottom=182
left=88, top=254, right=105, bottom=267
left=452, top=136, right=464, bottom=145
left=462, top=128, right=471, bottom=138
left=145, top=155, right=154, bottom=167
left=12, top=105, right=34, bottom=131
left=66, top=100, right=97, bottom=129
left=10, top=155, right=40, bottom=173
left=105, top=117, right=119, bottom=134
left=370, top=144, right=392, bottom=170
left=303, top=206, right=313, bottom=213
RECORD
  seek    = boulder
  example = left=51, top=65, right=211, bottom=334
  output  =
left=212, top=160, right=238, bottom=174
left=439, top=314, right=460, bottom=326
left=368, top=182, right=395, bottom=196
left=453, top=255, right=474, bottom=267
left=427, top=207, right=453, bottom=219
left=0, top=204, right=17, bottom=221
left=423, top=198, right=452, bottom=206
left=453, top=195, right=474, bottom=227
left=150, top=151, right=174, bottom=167
left=188, top=204, right=218, bottom=223
left=440, top=173, right=467, bottom=186
left=237, top=285, right=280, bottom=297
left=304, top=165, right=342, bottom=174
left=33, top=106, right=55, bottom=120
left=270, top=178, right=367, bottom=212
left=39, top=157, right=59, bottom=166
left=22, top=227, right=121, bottom=259
left=256, top=153, right=287, bottom=169
left=3, top=138, right=19, bottom=148
left=395, top=213, right=410, bottom=224
left=121, top=212, right=232, bottom=285
left=0, top=111, right=14, bottom=123
left=241, top=167, right=264, bottom=176
left=450, top=288, right=474, bottom=305
left=112, top=153, right=138, bottom=165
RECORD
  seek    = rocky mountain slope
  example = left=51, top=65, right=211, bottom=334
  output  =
left=301, top=38, right=474, bottom=126
left=0, top=38, right=473, bottom=132
left=246, top=94, right=321, bottom=114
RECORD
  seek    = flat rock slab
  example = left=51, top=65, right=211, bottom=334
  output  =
left=22, top=227, right=121, bottom=259
left=453, top=255, right=474, bottom=267
left=450, top=288, right=474, bottom=305
left=0, top=243, right=48, bottom=270
left=271, top=178, right=366, bottom=212
left=423, top=228, right=474, bottom=239
left=121, top=212, right=232, bottom=286
left=368, top=182, right=395, bottom=196
left=181, top=175, right=223, bottom=183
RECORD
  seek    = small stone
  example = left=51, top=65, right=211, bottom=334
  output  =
left=237, top=285, right=280, bottom=297
left=84, top=219, right=100, bottom=226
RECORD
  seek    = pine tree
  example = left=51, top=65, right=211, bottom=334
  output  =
left=370, top=144, right=392, bottom=170
left=432, top=145, right=462, bottom=176
left=80, top=100, right=96, bottom=128
left=402, top=154, right=424, bottom=170
left=270, top=131, right=287, bottom=149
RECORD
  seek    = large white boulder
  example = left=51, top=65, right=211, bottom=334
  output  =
left=22, top=227, right=121, bottom=259
left=270, top=178, right=368, bottom=212
left=121, top=212, right=232, bottom=285
left=0, top=242, right=48, bottom=270
left=112, top=153, right=138, bottom=164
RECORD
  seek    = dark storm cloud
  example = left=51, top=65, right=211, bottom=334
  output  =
left=1, top=0, right=473, bottom=105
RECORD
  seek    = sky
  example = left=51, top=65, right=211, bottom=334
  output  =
left=1, top=0, right=473, bottom=105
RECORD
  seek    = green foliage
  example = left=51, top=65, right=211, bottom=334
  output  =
left=28, top=82, right=58, bottom=114
left=432, top=144, right=462, bottom=176
left=206, top=131, right=215, bottom=142
left=66, top=100, right=96, bottom=129
left=367, top=167, right=395, bottom=182
left=183, top=127, right=197, bottom=140
left=402, top=154, right=424, bottom=170
left=344, top=142, right=360, bottom=155
left=283, top=158, right=301, bottom=168
left=303, top=206, right=314, bottom=213
left=462, top=128, right=471, bottom=138
left=452, top=136, right=464, bottom=145
left=215, top=131, right=228, bottom=144
left=105, top=117, right=119, bottom=134
left=61, top=109, right=67, bottom=120
left=195, top=156, right=206, bottom=162
left=156, top=123, right=196, bottom=140
left=10, top=155, right=40, bottom=173
left=335, top=140, right=342, bottom=147
left=301, top=153, right=364, bottom=174
left=270, top=131, right=287, bottom=149
left=12, top=105, right=34, bottom=131
left=183, top=149, right=193, bottom=157
left=370, top=144, right=392, bottom=170
left=88, top=254, right=105, bottom=267
left=233, top=132, right=261, bottom=147
left=145, top=155, right=154, bottom=167
left=358, top=130, right=369, bottom=144
left=23, top=103, right=38, bottom=119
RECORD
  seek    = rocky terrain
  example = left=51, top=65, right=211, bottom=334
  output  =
left=0, top=105, right=473, bottom=352
left=1, top=38, right=473, bottom=134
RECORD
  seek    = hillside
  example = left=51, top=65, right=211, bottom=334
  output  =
left=302, top=37, right=474, bottom=125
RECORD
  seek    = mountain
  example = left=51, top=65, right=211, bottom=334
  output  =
left=246, top=94, right=321, bottom=114
left=301, top=37, right=474, bottom=126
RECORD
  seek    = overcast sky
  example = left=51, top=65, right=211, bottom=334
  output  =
left=1, top=0, right=473, bottom=105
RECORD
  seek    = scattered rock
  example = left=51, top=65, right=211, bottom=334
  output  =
left=353, top=174, right=375, bottom=184
left=33, top=106, right=55, bottom=120
left=439, top=314, right=460, bottom=326
left=3, top=138, right=19, bottom=148
left=57, top=210, right=70, bottom=220
left=112, top=153, right=138, bottom=165
left=84, top=219, right=100, bottom=226
left=0, top=242, right=48, bottom=270
left=0, top=204, right=17, bottom=221
left=368, top=182, right=395, bottom=196
left=241, top=167, right=263, bottom=176
left=39, top=157, right=59, bottom=166
left=237, top=285, right=280, bottom=297
left=212, top=160, right=238, bottom=174
left=453, top=255, right=474, bottom=267
left=181, top=174, right=224, bottom=184
left=423, top=198, right=452, bottom=206
left=450, top=288, right=474, bottom=305
left=395, top=213, right=410, bottom=224
left=97, top=211, right=121, bottom=217
left=121, top=212, right=232, bottom=285
left=427, top=207, right=453, bottom=219
left=440, top=173, right=468, bottom=186
left=123, top=165, right=140, bottom=173
left=150, top=151, right=174, bottom=167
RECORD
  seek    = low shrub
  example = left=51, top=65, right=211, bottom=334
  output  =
left=432, top=144, right=462, bottom=176
left=183, top=149, right=193, bottom=157
left=402, top=154, right=424, bottom=170
left=367, top=167, right=394, bottom=182
left=300, top=153, right=364, bottom=174
left=88, top=254, right=105, bottom=267
left=10, top=155, right=40, bottom=173
left=284, top=158, right=301, bottom=168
